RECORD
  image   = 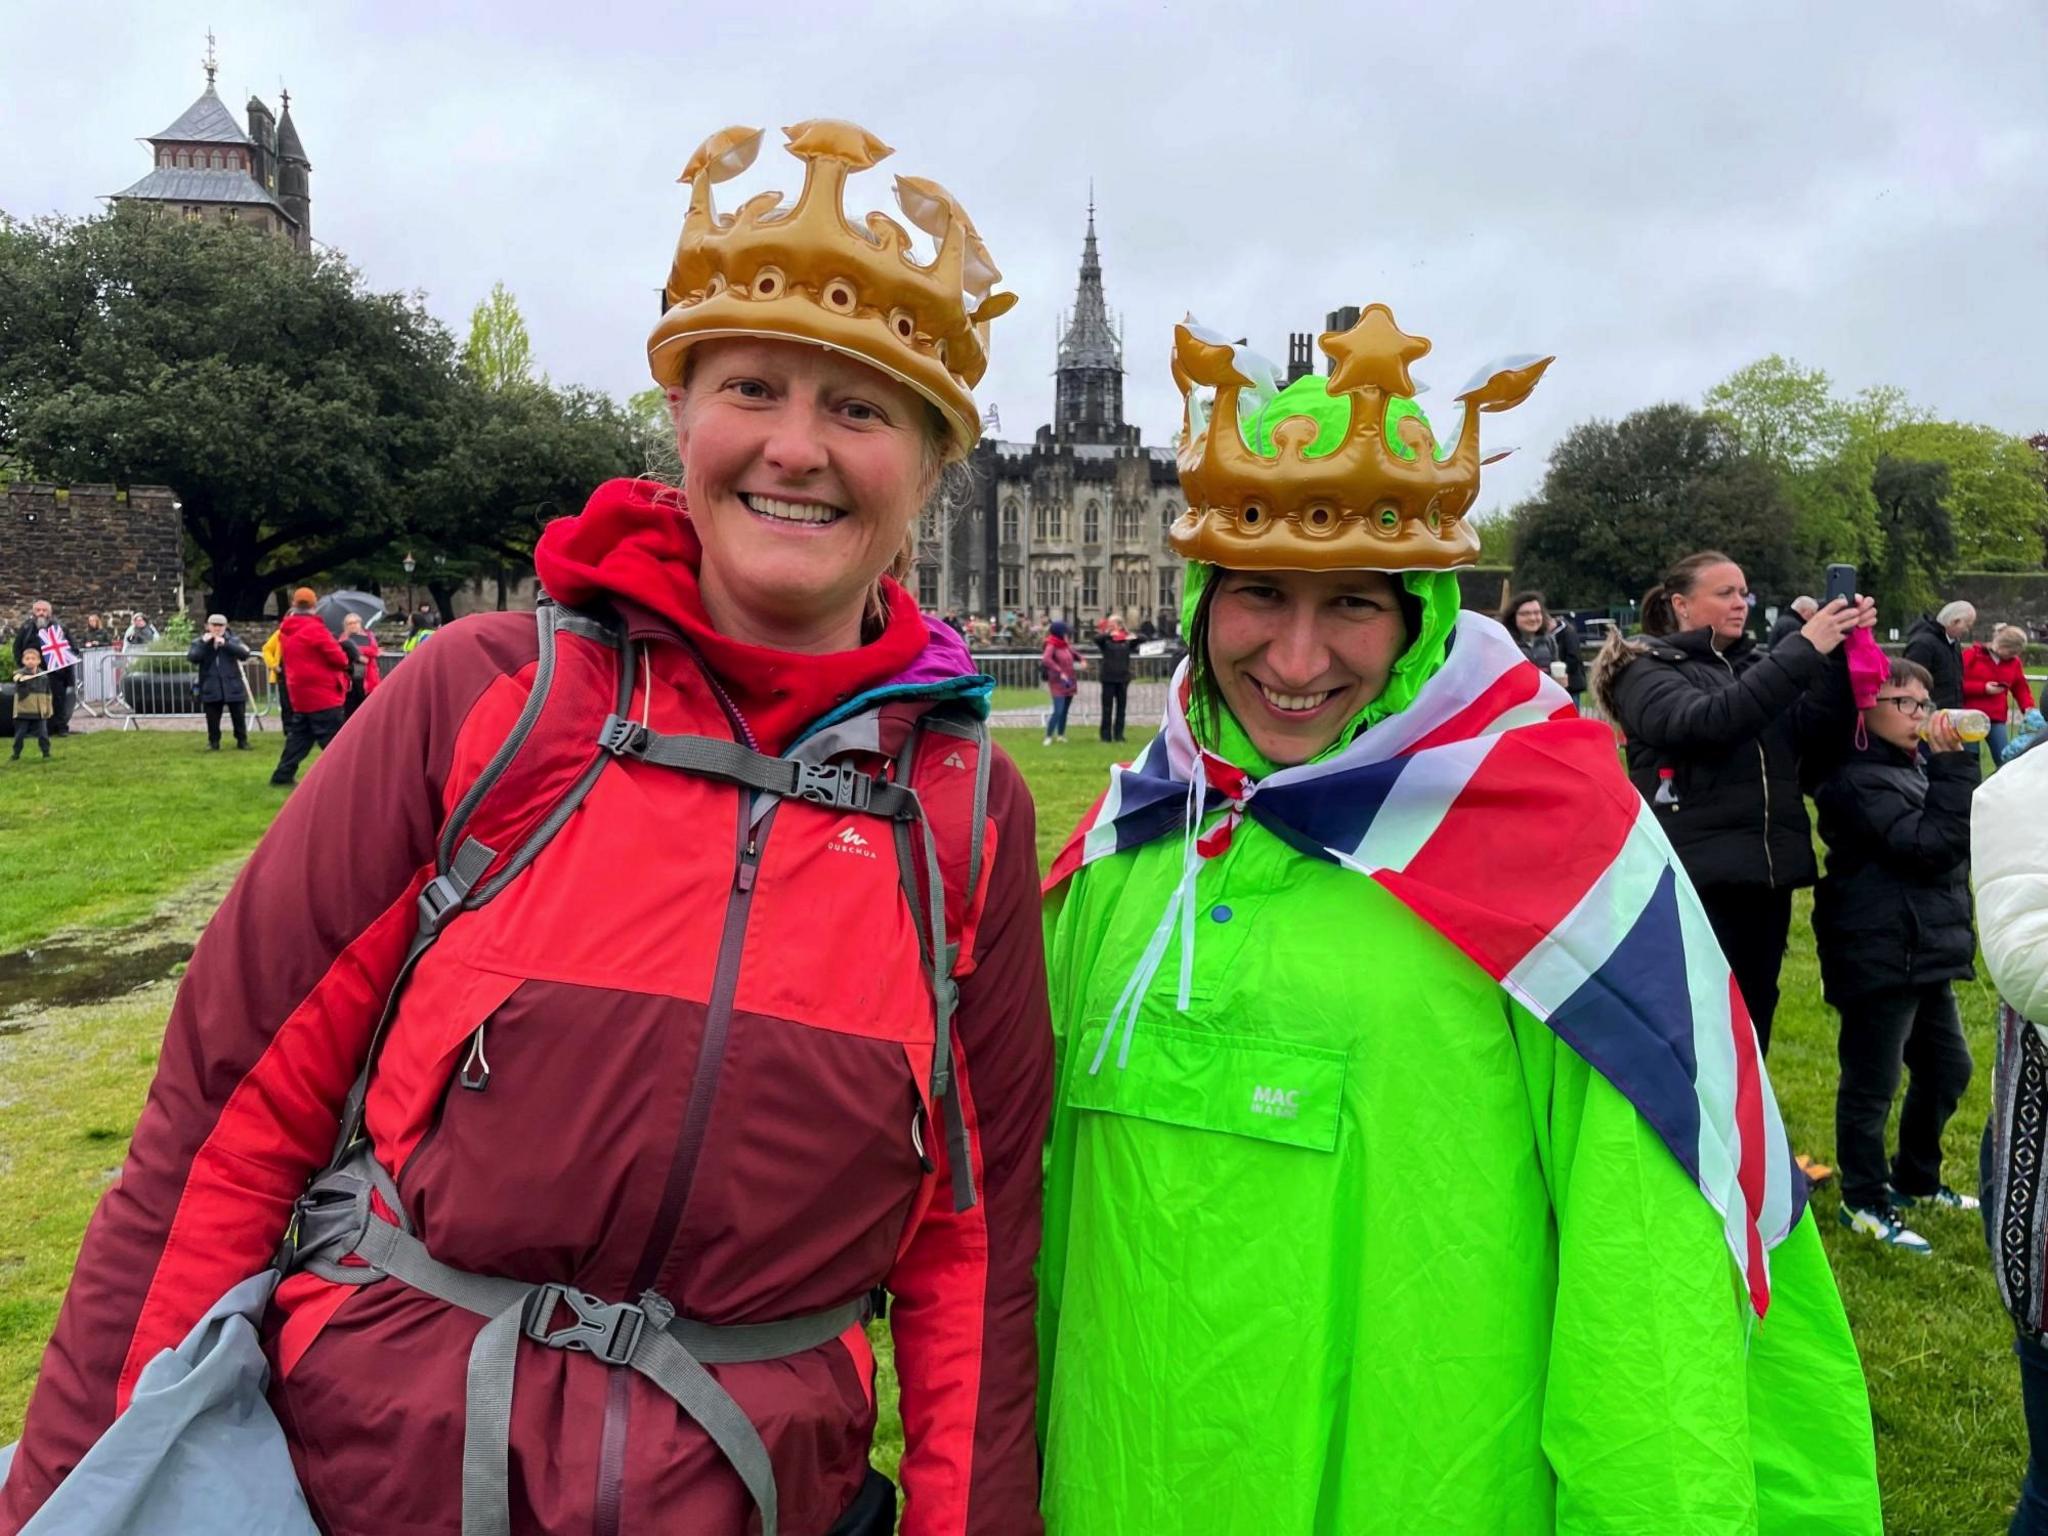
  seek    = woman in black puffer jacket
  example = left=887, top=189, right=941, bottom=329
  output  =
left=1592, top=549, right=1874, bottom=1056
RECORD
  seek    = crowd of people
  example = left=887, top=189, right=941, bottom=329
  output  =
left=5, top=592, right=402, bottom=770
left=5, top=114, right=2048, bottom=1536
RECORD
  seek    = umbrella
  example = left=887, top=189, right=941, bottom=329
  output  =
left=314, top=590, right=384, bottom=638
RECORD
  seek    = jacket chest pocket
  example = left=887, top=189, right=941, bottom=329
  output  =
left=1065, top=1018, right=1348, bottom=1154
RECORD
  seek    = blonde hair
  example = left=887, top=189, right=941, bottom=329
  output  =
left=1994, top=623, right=2028, bottom=654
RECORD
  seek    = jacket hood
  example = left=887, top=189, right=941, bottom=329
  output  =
left=1907, top=614, right=1951, bottom=644
left=533, top=478, right=984, bottom=752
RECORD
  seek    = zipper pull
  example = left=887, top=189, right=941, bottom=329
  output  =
left=910, top=1105, right=934, bottom=1174
left=735, top=834, right=760, bottom=893
left=459, top=1022, right=491, bottom=1092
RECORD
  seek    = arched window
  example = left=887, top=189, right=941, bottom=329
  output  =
left=1162, top=500, right=1179, bottom=531
left=1082, top=501, right=1100, bottom=544
left=1001, top=500, right=1019, bottom=544
left=1115, top=501, right=1140, bottom=542
left=175, top=150, right=188, bottom=168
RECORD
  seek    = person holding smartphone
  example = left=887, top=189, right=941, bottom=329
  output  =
left=1593, top=551, right=1875, bottom=1060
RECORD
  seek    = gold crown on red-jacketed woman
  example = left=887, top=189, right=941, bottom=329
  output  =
left=648, top=120, right=1018, bottom=459
left=1169, top=305, right=1554, bottom=571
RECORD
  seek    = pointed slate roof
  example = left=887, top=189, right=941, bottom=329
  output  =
left=1058, top=202, right=1121, bottom=373
left=276, top=100, right=307, bottom=163
left=147, top=84, right=252, bottom=147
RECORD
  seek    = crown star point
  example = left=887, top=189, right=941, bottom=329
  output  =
left=1320, top=304, right=1431, bottom=400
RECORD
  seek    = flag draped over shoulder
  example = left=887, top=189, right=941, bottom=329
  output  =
left=1046, top=613, right=1804, bottom=1315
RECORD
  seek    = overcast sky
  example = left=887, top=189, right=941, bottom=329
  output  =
left=6, top=1, right=2045, bottom=517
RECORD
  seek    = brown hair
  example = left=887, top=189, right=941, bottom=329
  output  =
left=1885, top=656, right=1933, bottom=692
left=1638, top=551, right=1735, bottom=638
left=1499, top=590, right=1549, bottom=628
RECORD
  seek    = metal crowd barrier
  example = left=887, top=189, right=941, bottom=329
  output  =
left=95, top=649, right=276, bottom=731
left=971, top=648, right=1183, bottom=729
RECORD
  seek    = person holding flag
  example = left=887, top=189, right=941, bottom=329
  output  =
left=1035, top=308, right=1882, bottom=1533
left=13, top=600, right=78, bottom=736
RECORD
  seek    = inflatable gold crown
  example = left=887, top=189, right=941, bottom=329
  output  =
left=1169, top=305, right=1553, bottom=571
left=649, top=120, right=1018, bottom=458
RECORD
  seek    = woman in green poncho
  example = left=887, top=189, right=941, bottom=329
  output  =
left=1035, top=309, right=1882, bottom=1533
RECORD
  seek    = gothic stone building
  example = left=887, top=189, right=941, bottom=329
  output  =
left=111, top=49, right=311, bottom=250
left=920, top=210, right=1186, bottom=631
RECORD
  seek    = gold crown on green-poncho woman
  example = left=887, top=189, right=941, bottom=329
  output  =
left=1168, top=304, right=1553, bottom=572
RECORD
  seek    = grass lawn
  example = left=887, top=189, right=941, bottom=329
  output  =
left=0, top=729, right=2025, bottom=1532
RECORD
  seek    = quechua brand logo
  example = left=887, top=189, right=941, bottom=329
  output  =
left=828, top=825, right=877, bottom=860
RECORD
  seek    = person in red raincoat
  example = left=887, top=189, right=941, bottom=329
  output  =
left=339, top=613, right=382, bottom=721
left=1, top=119, right=1050, bottom=1536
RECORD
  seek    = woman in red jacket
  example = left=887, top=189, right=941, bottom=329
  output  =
left=1, top=119, right=1050, bottom=1536
left=1963, top=623, right=2038, bottom=765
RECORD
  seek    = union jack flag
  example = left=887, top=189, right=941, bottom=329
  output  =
left=34, top=625, right=77, bottom=672
left=1046, top=614, right=1804, bottom=1315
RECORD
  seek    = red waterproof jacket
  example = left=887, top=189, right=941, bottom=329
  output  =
left=1962, top=643, right=2036, bottom=721
left=1, top=483, right=1051, bottom=1536
left=279, top=611, right=352, bottom=713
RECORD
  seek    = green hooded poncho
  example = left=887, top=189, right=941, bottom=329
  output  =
left=1036, top=376, right=1881, bottom=1533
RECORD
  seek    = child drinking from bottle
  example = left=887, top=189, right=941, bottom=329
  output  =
left=1815, top=657, right=1980, bottom=1252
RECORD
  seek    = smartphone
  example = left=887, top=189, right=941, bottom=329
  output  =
left=1823, top=564, right=1858, bottom=606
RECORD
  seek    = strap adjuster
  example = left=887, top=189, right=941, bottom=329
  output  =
left=793, top=762, right=872, bottom=811
left=599, top=714, right=647, bottom=757
left=416, top=874, right=466, bottom=935
left=522, top=1283, right=646, bottom=1365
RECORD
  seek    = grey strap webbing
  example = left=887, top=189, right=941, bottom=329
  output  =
left=889, top=711, right=987, bottom=1212
left=293, top=1160, right=865, bottom=1536
left=600, top=718, right=919, bottom=820
left=320, top=606, right=634, bottom=1166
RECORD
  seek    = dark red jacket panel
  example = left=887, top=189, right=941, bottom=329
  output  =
left=279, top=611, right=352, bottom=712
left=0, top=611, right=1051, bottom=1536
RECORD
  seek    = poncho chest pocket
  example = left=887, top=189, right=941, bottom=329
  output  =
left=1066, top=1018, right=1347, bottom=1154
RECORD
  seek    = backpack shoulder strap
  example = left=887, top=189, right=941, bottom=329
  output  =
left=325, top=598, right=631, bottom=1163
left=887, top=703, right=995, bottom=1212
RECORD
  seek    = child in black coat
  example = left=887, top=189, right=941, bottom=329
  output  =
left=10, top=646, right=53, bottom=760
left=1814, top=656, right=1979, bottom=1253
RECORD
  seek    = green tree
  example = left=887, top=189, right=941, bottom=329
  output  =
left=0, top=209, right=461, bottom=617
left=1511, top=403, right=1800, bottom=610
left=464, top=281, right=538, bottom=394
left=1869, top=454, right=1956, bottom=615
left=1881, top=420, right=2045, bottom=571
left=380, top=380, right=652, bottom=617
left=1702, top=354, right=1848, bottom=470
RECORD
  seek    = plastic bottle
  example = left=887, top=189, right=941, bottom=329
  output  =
left=1919, top=708, right=1991, bottom=743
left=1653, top=767, right=1681, bottom=808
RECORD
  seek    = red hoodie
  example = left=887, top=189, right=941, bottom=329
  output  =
left=278, top=611, right=351, bottom=712
left=535, top=479, right=927, bottom=753
left=2, top=479, right=1050, bottom=1536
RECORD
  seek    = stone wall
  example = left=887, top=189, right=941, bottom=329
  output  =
left=1948, top=571, right=2048, bottom=636
left=1, top=484, right=186, bottom=629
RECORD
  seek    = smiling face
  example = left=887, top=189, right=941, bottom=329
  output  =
left=1204, top=567, right=1410, bottom=766
left=1513, top=599, right=1546, bottom=634
left=672, top=337, right=940, bottom=653
left=1669, top=561, right=1750, bottom=646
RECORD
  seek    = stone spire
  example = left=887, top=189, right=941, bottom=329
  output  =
left=1053, top=196, right=1126, bottom=443
left=1057, top=192, right=1121, bottom=373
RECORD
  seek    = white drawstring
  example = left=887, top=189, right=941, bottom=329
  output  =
left=1090, top=754, right=1246, bottom=1075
